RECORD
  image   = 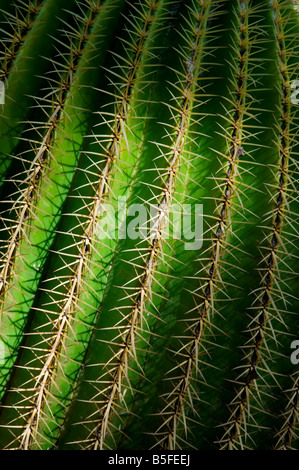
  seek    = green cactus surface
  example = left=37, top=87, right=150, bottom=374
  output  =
left=0, top=0, right=298, bottom=451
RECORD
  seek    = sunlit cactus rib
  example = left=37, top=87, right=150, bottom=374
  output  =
left=0, top=0, right=87, bottom=302
left=0, top=0, right=76, bottom=186
left=0, top=0, right=124, bottom=416
left=0, top=0, right=298, bottom=451
left=62, top=0, right=177, bottom=451
left=87, top=0, right=215, bottom=451
left=27, top=0, right=164, bottom=451
left=0, top=0, right=82, bottom=397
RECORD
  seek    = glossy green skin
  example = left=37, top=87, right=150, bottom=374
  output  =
left=0, top=0, right=298, bottom=450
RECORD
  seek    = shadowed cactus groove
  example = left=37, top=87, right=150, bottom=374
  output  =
left=0, top=0, right=298, bottom=450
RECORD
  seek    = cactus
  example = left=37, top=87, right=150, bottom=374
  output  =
left=0, top=0, right=298, bottom=451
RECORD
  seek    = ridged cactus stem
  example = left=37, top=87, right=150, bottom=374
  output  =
left=72, top=0, right=162, bottom=451
left=15, top=3, right=110, bottom=448
left=154, top=0, right=251, bottom=449
left=0, top=0, right=114, bottom=403
left=90, top=0, right=214, bottom=451
left=0, top=0, right=298, bottom=451
left=219, top=0, right=296, bottom=450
